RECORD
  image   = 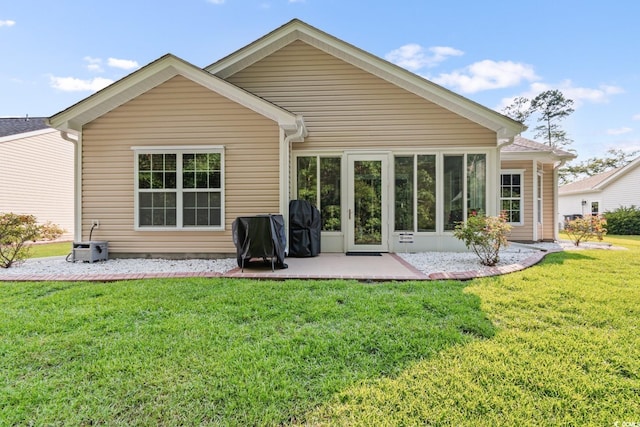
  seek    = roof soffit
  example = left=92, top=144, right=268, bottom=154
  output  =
left=206, top=20, right=524, bottom=137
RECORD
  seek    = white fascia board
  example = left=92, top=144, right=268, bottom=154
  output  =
left=207, top=20, right=523, bottom=138
left=48, top=54, right=301, bottom=134
left=0, top=128, right=56, bottom=144
left=594, top=157, right=640, bottom=190
left=559, top=188, right=603, bottom=197
left=501, top=151, right=570, bottom=163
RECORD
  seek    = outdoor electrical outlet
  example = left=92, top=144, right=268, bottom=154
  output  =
left=91, top=220, right=100, bottom=228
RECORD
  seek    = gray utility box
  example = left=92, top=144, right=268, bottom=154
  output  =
left=72, top=241, right=108, bottom=262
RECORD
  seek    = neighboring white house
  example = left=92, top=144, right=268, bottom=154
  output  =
left=558, top=156, right=640, bottom=225
left=0, top=117, right=74, bottom=239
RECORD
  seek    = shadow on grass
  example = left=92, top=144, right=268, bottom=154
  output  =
left=0, top=277, right=495, bottom=426
left=539, top=249, right=596, bottom=265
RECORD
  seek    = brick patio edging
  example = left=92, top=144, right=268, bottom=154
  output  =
left=0, top=248, right=561, bottom=283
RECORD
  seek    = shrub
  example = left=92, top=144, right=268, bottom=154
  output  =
left=0, top=213, right=64, bottom=268
left=453, top=213, right=512, bottom=266
left=604, top=205, right=640, bottom=235
left=564, top=215, right=607, bottom=246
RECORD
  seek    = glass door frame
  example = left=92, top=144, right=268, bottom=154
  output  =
left=346, top=152, right=390, bottom=252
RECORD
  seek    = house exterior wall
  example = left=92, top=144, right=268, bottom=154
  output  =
left=80, top=75, right=280, bottom=256
left=501, top=159, right=534, bottom=242
left=227, top=40, right=499, bottom=252
left=542, top=162, right=556, bottom=240
left=600, top=167, right=640, bottom=212
left=226, top=41, right=497, bottom=151
left=558, top=166, right=640, bottom=226
left=0, top=130, right=74, bottom=239
left=558, top=192, right=593, bottom=226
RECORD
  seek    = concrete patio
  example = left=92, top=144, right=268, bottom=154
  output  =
left=226, top=253, right=428, bottom=281
left=0, top=250, right=552, bottom=282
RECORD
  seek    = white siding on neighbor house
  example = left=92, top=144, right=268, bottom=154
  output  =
left=80, top=75, right=281, bottom=256
left=226, top=40, right=497, bottom=151
left=600, top=169, right=640, bottom=212
left=559, top=167, right=640, bottom=226
left=558, top=192, right=593, bottom=227
left=0, top=130, right=74, bottom=239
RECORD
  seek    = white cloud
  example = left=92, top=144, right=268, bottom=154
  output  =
left=207, top=0, right=225, bottom=4
left=0, top=19, right=16, bottom=27
left=433, top=60, right=539, bottom=93
left=498, top=80, right=624, bottom=112
left=84, top=56, right=104, bottom=72
left=527, top=80, right=624, bottom=107
left=632, top=113, right=640, bottom=121
left=604, top=139, right=640, bottom=155
left=50, top=76, right=114, bottom=92
left=107, top=57, right=139, bottom=70
left=607, top=127, right=633, bottom=135
left=385, top=44, right=463, bottom=71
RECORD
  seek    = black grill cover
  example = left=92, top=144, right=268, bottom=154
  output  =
left=289, top=200, right=321, bottom=257
left=232, top=215, right=287, bottom=269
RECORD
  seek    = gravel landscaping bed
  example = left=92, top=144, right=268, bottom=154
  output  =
left=0, top=240, right=616, bottom=278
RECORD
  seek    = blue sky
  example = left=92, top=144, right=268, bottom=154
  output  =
left=2, top=0, right=639, bottom=162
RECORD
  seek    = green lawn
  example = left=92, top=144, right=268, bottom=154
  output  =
left=2, top=237, right=639, bottom=425
left=27, top=241, right=72, bottom=258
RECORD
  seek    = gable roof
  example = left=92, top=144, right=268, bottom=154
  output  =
left=47, top=54, right=305, bottom=137
left=206, top=19, right=524, bottom=139
left=559, top=156, right=640, bottom=195
left=0, top=117, right=49, bottom=137
left=501, top=135, right=576, bottom=162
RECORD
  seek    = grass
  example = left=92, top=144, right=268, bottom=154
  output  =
left=27, top=241, right=72, bottom=258
left=0, top=278, right=491, bottom=425
left=2, top=236, right=639, bottom=425
left=302, top=236, right=640, bottom=425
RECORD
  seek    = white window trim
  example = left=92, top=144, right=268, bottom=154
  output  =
left=132, top=145, right=225, bottom=231
left=292, top=152, right=344, bottom=234
left=537, top=171, right=543, bottom=225
left=390, top=151, right=493, bottom=234
left=501, top=169, right=525, bottom=226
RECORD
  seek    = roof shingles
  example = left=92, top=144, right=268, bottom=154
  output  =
left=0, top=117, right=50, bottom=138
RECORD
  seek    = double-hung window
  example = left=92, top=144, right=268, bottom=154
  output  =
left=500, top=170, right=524, bottom=225
left=134, top=146, right=224, bottom=230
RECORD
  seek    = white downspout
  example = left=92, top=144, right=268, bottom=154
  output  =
left=60, top=131, right=82, bottom=242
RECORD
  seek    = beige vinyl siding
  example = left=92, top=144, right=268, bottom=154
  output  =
left=0, top=130, right=74, bottom=239
left=81, top=75, right=280, bottom=255
left=542, top=163, right=556, bottom=240
left=226, top=40, right=496, bottom=150
left=501, top=160, right=534, bottom=242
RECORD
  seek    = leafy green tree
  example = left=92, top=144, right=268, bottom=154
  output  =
left=530, top=89, right=575, bottom=149
left=501, top=89, right=575, bottom=149
left=501, top=96, right=532, bottom=124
